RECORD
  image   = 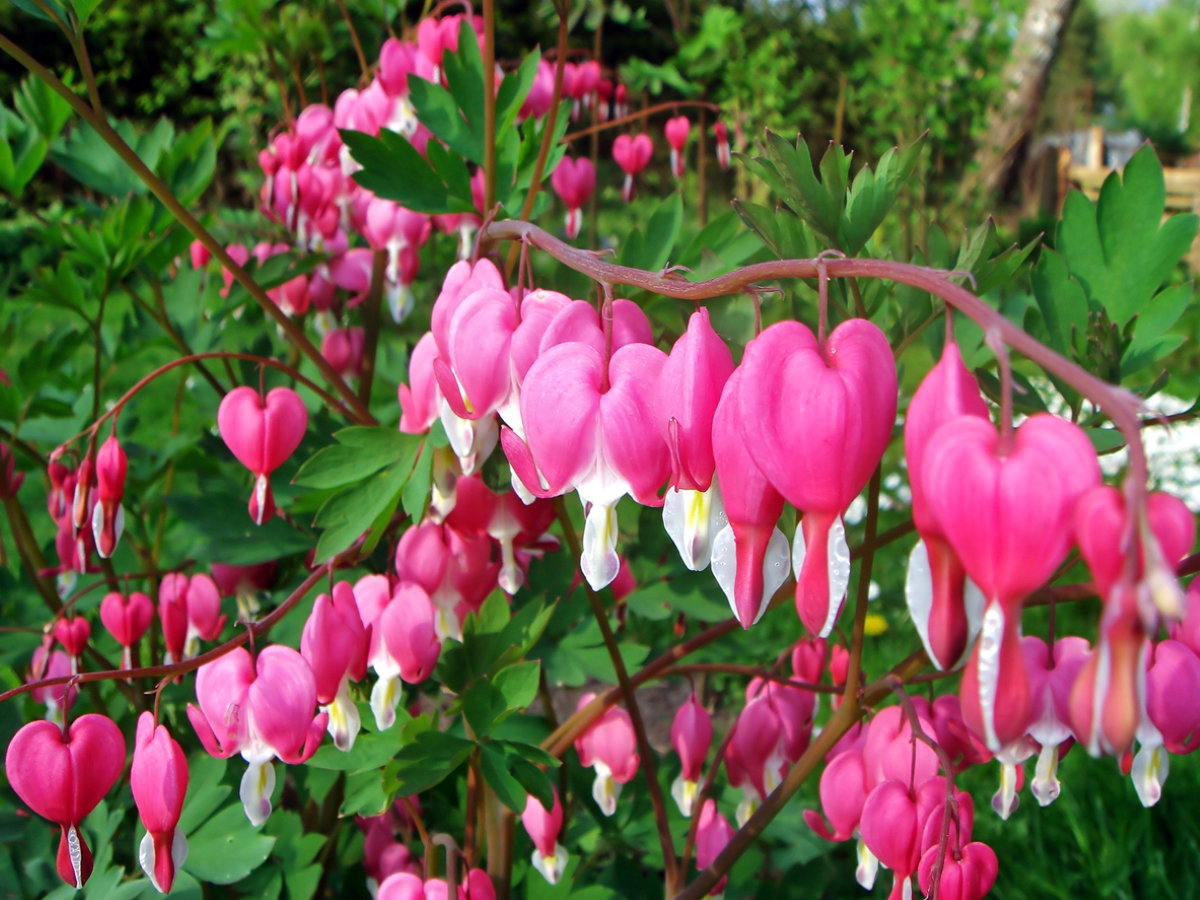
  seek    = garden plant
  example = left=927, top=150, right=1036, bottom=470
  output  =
left=0, top=1, right=1199, bottom=899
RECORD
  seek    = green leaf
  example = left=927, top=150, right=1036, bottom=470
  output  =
left=385, top=731, right=475, bottom=796
left=494, top=660, right=540, bottom=711
left=340, top=769, right=391, bottom=818
left=839, top=134, right=925, bottom=254
left=305, top=721, right=407, bottom=774
left=1083, top=427, right=1126, bottom=455
left=71, top=0, right=105, bottom=26
left=1056, top=146, right=1198, bottom=327
left=401, top=439, right=434, bottom=521
left=1122, top=282, right=1191, bottom=374
left=479, top=742, right=526, bottom=812
left=496, top=50, right=541, bottom=138
left=183, top=804, right=275, bottom=885
left=494, top=739, right=561, bottom=769
left=619, top=193, right=683, bottom=273
left=1032, top=248, right=1090, bottom=356
left=177, top=753, right=231, bottom=834
left=461, top=678, right=508, bottom=737
left=313, top=463, right=409, bottom=562
left=342, top=129, right=470, bottom=214
left=409, top=77, right=482, bottom=164
left=763, top=131, right=843, bottom=247
left=508, top=754, right=556, bottom=812
left=294, top=428, right=420, bottom=489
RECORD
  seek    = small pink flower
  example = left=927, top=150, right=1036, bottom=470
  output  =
left=522, top=788, right=567, bottom=884
left=217, top=386, right=308, bottom=525
left=100, top=590, right=154, bottom=669
left=574, top=694, right=640, bottom=815
left=670, top=693, right=713, bottom=816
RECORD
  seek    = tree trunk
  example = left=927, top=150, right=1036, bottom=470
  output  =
left=968, top=0, right=1077, bottom=196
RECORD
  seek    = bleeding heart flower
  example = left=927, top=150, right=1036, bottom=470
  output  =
left=302, top=582, right=370, bottom=751
left=1127, top=638, right=1200, bottom=806
left=400, top=333, right=445, bottom=436
left=670, top=693, right=713, bottom=816
left=187, top=645, right=327, bottom=825
left=917, top=841, right=998, bottom=900
left=551, top=157, right=596, bottom=240
left=131, top=712, right=189, bottom=893
left=100, top=590, right=153, bottom=669
left=1012, top=635, right=1086, bottom=807
left=522, top=788, right=567, bottom=885
left=503, top=341, right=669, bottom=591
left=5, top=714, right=126, bottom=888
left=709, top=369, right=790, bottom=629
left=217, top=386, right=309, bottom=525
left=322, top=327, right=366, bottom=379
left=862, top=706, right=940, bottom=792
left=574, top=694, right=640, bottom=816
left=656, top=310, right=735, bottom=572
left=725, top=694, right=784, bottom=825
left=1072, top=486, right=1194, bottom=757
left=446, top=474, right=555, bottom=595
left=664, top=115, right=690, bottom=178
left=738, top=319, right=897, bottom=638
left=366, top=582, right=442, bottom=731
left=904, top=339, right=990, bottom=670
left=923, top=413, right=1100, bottom=751
left=612, top=133, right=653, bottom=202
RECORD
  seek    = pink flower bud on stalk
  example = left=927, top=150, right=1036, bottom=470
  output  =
left=5, top=714, right=126, bottom=888
left=100, top=590, right=154, bottom=669
left=28, top=646, right=76, bottom=725
left=322, top=327, right=366, bottom=379
left=670, top=694, right=713, bottom=816
left=713, top=121, right=731, bottom=169
left=550, top=157, right=596, bottom=240
left=53, top=614, right=90, bottom=675
left=189, top=239, right=210, bottom=269
left=656, top=310, right=735, bottom=573
left=694, top=800, right=735, bottom=899
left=159, top=573, right=227, bottom=661
left=131, top=712, right=189, bottom=893
left=187, top=646, right=327, bottom=825
left=522, top=789, right=568, bottom=885
left=217, top=386, right=308, bottom=525
left=574, top=694, right=640, bottom=815
left=904, top=337, right=990, bottom=671
left=737, top=318, right=897, bottom=638
left=922, top=413, right=1100, bottom=752
left=0, top=441, right=24, bottom=497
left=71, top=456, right=93, bottom=535
left=664, top=115, right=690, bottom=178
left=612, top=133, right=653, bottom=203
left=301, top=583, right=370, bottom=751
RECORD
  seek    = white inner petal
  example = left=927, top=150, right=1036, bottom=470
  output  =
left=977, top=601, right=1005, bottom=752
left=580, top=502, right=620, bottom=591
